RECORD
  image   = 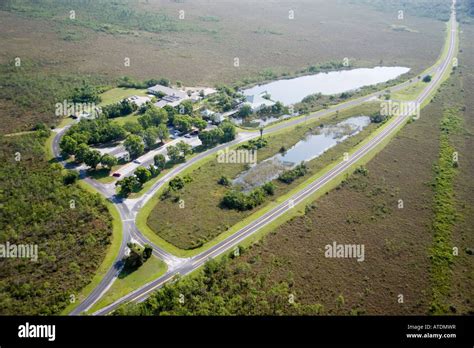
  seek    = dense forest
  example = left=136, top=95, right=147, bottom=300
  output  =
left=0, top=131, right=113, bottom=315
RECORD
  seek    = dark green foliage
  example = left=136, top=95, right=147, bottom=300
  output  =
left=218, top=176, right=231, bottom=186
left=124, top=243, right=144, bottom=271
left=102, top=99, right=137, bottom=118
left=63, top=170, right=79, bottom=185
left=113, top=258, right=323, bottom=315
left=169, top=175, right=192, bottom=191
left=143, top=244, right=153, bottom=261
left=71, top=82, right=101, bottom=104
left=167, top=141, right=192, bottom=163
left=63, top=117, right=126, bottom=148
left=153, top=154, right=167, bottom=170
left=199, top=121, right=236, bottom=148
left=0, top=0, right=203, bottom=35
left=115, top=176, right=142, bottom=196
left=124, top=134, right=144, bottom=159
left=0, top=133, right=112, bottom=315
left=221, top=186, right=271, bottom=211
left=278, top=163, right=308, bottom=184
left=423, top=75, right=433, bottom=83
left=240, top=137, right=268, bottom=151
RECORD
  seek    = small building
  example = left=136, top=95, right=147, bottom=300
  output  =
left=200, top=109, right=215, bottom=118
left=147, top=84, right=187, bottom=100
left=243, top=93, right=276, bottom=112
left=127, top=95, right=151, bottom=107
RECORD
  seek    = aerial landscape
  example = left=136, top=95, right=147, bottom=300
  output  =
left=0, top=0, right=473, bottom=345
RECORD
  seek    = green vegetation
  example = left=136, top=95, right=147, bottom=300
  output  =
left=198, top=121, right=237, bottom=148
left=278, top=163, right=308, bottom=184
left=221, top=184, right=274, bottom=211
left=90, top=255, right=167, bottom=313
left=102, top=99, right=137, bottom=119
left=114, top=257, right=323, bottom=315
left=0, top=0, right=207, bottom=35
left=0, top=62, right=107, bottom=134
left=429, top=107, right=461, bottom=314
left=146, top=104, right=379, bottom=250
left=354, top=0, right=452, bottom=21
left=0, top=131, right=113, bottom=315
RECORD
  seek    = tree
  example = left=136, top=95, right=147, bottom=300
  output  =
left=154, top=154, right=166, bottom=169
left=84, top=149, right=102, bottom=169
left=123, top=121, right=143, bottom=135
left=142, top=127, right=158, bottom=150
left=101, top=154, right=118, bottom=169
left=74, top=143, right=91, bottom=163
left=167, top=145, right=181, bottom=162
left=63, top=170, right=79, bottom=185
left=238, top=104, right=253, bottom=118
left=135, top=167, right=151, bottom=184
left=178, top=100, right=194, bottom=115
left=173, top=115, right=193, bottom=133
left=139, top=105, right=168, bottom=129
left=169, top=176, right=185, bottom=191
left=199, top=128, right=223, bottom=148
left=124, top=134, right=144, bottom=159
left=156, top=123, right=170, bottom=143
left=167, top=141, right=192, bottom=162
left=116, top=176, right=142, bottom=196
left=60, top=135, right=78, bottom=157
left=220, top=122, right=236, bottom=142
left=193, top=117, right=208, bottom=131
left=143, top=244, right=153, bottom=260
left=423, top=75, right=432, bottom=83
left=148, top=164, right=160, bottom=178
left=124, top=242, right=144, bottom=270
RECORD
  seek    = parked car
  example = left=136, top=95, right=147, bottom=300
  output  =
left=133, top=159, right=141, bottom=164
left=184, top=134, right=191, bottom=138
left=112, top=172, right=121, bottom=178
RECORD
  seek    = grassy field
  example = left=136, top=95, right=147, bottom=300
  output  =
left=88, top=255, right=167, bottom=314
left=99, top=87, right=148, bottom=106
left=0, top=0, right=444, bottom=87
left=146, top=103, right=380, bottom=250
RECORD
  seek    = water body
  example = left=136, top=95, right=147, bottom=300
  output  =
left=233, top=116, right=371, bottom=191
left=231, top=114, right=294, bottom=127
left=243, top=67, right=410, bottom=105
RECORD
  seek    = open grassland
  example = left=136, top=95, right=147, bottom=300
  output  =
left=147, top=103, right=380, bottom=250
left=0, top=132, right=114, bottom=315
left=0, top=0, right=444, bottom=87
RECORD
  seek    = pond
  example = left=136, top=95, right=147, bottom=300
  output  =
left=242, top=66, right=410, bottom=105
left=233, top=116, right=371, bottom=191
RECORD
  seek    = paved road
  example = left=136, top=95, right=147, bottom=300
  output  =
left=57, top=2, right=457, bottom=315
